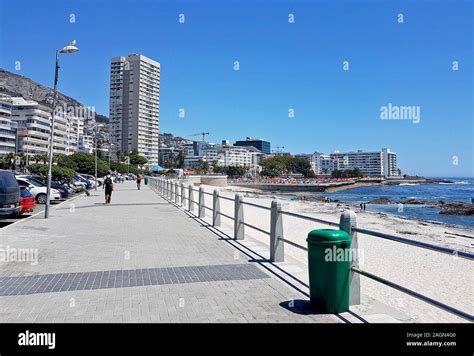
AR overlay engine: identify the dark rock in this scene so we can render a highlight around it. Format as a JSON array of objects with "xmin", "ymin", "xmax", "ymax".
[
  {"xmin": 298, "ymin": 194, "xmax": 326, "ymax": 202},
  {"xmin": 398, "ymin": 198, "xmax": 428, "ymax": 205},
  {"xmin": 369, "ymin": 197, "xmax": 391, "ymax": 204},
  {"xmin": 439, "ymin": 203, "xmax": 474, "ymax": 216}
]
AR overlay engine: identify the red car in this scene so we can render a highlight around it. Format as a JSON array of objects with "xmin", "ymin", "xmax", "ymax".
[{"xmin": 19, "ymin": 187, "xmax": 36, "ymax": 215}]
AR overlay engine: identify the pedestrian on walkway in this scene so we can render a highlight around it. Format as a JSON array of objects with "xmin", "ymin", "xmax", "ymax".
[
  {"xmin": 136, "ymin": 174, "xmax": 142, "ymax": 190},
  {"xmin": 104, "ymin": 175, "xmax": 114, "ymax": 204}
]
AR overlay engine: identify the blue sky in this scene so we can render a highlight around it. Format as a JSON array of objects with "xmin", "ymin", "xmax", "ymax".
[{"xmin": 0, "ymin": 0, "xmax": 472, "ymax": 177}]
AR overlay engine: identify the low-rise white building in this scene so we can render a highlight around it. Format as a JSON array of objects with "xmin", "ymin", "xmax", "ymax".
[
  {"xmin": 79, "ymin": 135, "xmax": 94, "ymax": 153},
  {"xmin": 183, "ymin": 141, "xmax": 264, "ymax": 169},
  {"xmin": 0, "ymin": 98, "xmax": 17, "ymax": 155},
  {"xmin": 0, "ymin": 95, "xmax": 85, "ymax": 159},
  {"xmin": 314, "ymin": 148, "xmax": 401, "ymax": 177}
]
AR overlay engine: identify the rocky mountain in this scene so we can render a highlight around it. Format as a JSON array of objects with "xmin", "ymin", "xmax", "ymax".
[
  {"xmin": 0, "ymin": 68, "xmax": 109, "ymax": 124},
  {"xmin": 159, "ymin": 133, "xmax": 192, "ymax": 149}
]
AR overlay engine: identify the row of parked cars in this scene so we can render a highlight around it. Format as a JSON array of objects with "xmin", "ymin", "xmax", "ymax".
[{"xmin": 0, "ymin": 169, "xmax": 97, "ymax": 219}]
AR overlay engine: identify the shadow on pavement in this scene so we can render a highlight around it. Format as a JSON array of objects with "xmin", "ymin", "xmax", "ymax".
[
  {"xmin": 280, "ymin": 299, "xmax": 328, "ymax": 315},
  {"xmin": 58, "ymin": 202, "xmax": 169, "ymax": 209}
]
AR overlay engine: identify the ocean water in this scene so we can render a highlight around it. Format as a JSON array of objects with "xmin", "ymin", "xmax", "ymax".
[{"xmin": 289, "ymin": 178, "xmax": 474, "ymax": 228}]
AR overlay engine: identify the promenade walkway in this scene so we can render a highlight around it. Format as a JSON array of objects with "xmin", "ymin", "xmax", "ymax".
[{"xmin": 0, "ymin": 181, "xmax": 340, "ymax": 323}]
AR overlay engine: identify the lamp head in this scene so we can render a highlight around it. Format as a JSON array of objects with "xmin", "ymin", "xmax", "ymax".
[{"xmin": 60, "ymin": 40, "xmax": 79, "ymax": 54}]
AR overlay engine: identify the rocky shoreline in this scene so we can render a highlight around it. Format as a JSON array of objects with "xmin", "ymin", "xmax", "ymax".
[
  {"xmin": 294, "ymin": 195, "xmax": 474, "ymax": 216},
  {"xmin": 223, "ymin": 184, "xmax": 474, "ymax": 217}
]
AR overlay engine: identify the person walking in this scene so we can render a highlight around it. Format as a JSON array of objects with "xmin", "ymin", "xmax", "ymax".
[
  {"xmin": 104, "ymin": 175, "xmax": 114, "ymax": 204},
  {"xmin": 136, "ymin": 174, "xmax": 142, "ymax": 190}
]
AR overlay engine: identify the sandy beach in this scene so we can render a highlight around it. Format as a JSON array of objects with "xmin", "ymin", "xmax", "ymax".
[{"xmin": 197, "ymin": 183, "xmax": 474, "ymax": 323}]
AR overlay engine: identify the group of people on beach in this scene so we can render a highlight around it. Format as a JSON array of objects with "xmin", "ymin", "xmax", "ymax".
[
  {"xmin": 360, "ymin": 202, "xmax": 367, "ymax": 211},
  {"xmin": 103, "ymin": 173, "xmax": 143, "ymax": 204}
]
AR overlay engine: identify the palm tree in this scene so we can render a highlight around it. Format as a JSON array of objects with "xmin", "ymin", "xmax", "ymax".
[
  {"xmin": 39, "ymin": 153, "xmax": 48, "ymax": 165},
  {"xmin": 4, "ymin": 153, "xmax": 16, "ymax": 170},
  {"xmin": 175, "ymin": 151, "xmax": 185, "ymax": 169},
  {"xmin": 17, "ymin": 153, "xmax": 26, "ymax": 171},
  {"xmin": 115, "ymin": 150, "xmax": 124, "ymax": 162}
]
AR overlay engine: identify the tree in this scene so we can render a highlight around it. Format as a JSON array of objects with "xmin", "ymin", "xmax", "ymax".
[
  {"xmin": 260, "ymin": 156, "xmax": 314, "ymax": 178},
  {"xmin": 289, "ymin": 157, "xmax": 315, "ymax": 177},
  {"xmin": 331, "ymin": 168, "xmax": 363, "ymax": 178},
  {"xmin": 129, "ymin": 150, "xmax": 148, "ymax": 166},
  {"xmin": 163, "ymin": 155, "xmax": 176, "ymax": 169},
  {"xmin": 197, "ymin": 161, "xmax": 210, "ymax": 174},
  {"xmin": 115, "ymin": 150, "xmax": 125, "ymax": 162},
  {"xmin": 110, "ymin": 161, "xmax": 139, "ymax": 175},
  {"xmin": 0, "ymin": 153, "xmax": 16, "ymax": 170},
  {"xmin": 57, "ymin": 152, "xmax": 109, "ymax": 176},
  {"xmin": 175, "ymin": 150, "xmax": 185, "ymax": 169},
  {"xmin": 225, "ymin": 165, "xmax": 248, "ymax": 177},
  {"xmin": 260, "ymin": 156, "xmax": 289, "ymax": 177},
  {"xmin": 29, "ymin": 164, "xmax": 75, "ymax": 180}
]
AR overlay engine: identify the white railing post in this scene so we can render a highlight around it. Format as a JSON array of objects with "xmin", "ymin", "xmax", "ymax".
[
  {"xmin": 213, "ymin": 189, "xmax": 221, "ymax": 227},
  {"xmin": 270, "ymin": 199, "xmax": 284, "ymax": 262},
  {"xmin": 198, "ymin": 187, "xmax": 205, "ymax": 218},
  {"xmin": 171, "ymin": 180, "xmax": 175, "ymax": 200},
  {"xmin": 234, "ymin": 193, "xmax": 244, "ymax": 240},
  {"xmin": 340, "ymin": 210, "xmax": 360, "ymax": 305},
  {"xmin": 181, "ymin": 183, "xmax": 185, "ymax": 206},
  {"xmin": 188, "ymin": 185, "xmax": 194, "ymax": 212},
  {"xmin": 166, "ymin": 180, "xmax": 170, "ymax": 198},
  {"xmin": 175, "ymin": 182, "xmax": 179, "ymax": 204}
]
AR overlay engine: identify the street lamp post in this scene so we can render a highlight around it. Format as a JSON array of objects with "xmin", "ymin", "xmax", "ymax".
[
  {"xmin": 45, "ymin": 41, "xmax": 79, "ymax": 219},
  {"xmin": 108, "ymin": 143, "xmax": 115, "ymax": 168},
  {"xmin": 26, "ymin": 134, "xmax": 29, "ymax": 168},
  {"xmin": 94, "ymin": 137, "xmax": 98, "ymax": 191}
]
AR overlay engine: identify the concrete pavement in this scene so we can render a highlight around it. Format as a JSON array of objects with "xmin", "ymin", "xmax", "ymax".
[{"xmin": 0, "ymin": 181, "xmax": 341, "ymax": 323}]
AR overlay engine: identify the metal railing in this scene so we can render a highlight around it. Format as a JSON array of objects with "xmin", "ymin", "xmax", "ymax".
[{"xmin": 148, "ymin": 176, "xmax": 474, "ymax": 321}]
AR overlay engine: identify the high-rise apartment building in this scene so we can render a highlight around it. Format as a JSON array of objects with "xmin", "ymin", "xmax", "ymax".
[{"xmin": 109, "ymin": 54, "xmax": 160, "ymax": 166}]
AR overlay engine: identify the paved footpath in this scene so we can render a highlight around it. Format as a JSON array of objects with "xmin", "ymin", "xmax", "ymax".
[{"xmin": 0, "ymin": 181, "xmax": 340, "ymax": 323}]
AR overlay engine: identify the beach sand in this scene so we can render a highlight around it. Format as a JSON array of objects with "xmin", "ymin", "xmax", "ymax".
[{"xmin": 197, "ymin": 184, "xmax": 474, "ymax": 323}]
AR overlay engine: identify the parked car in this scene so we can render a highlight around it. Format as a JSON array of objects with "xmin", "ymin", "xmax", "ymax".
[
  {"xmin": 0, "ymin": 170, "xmax": 21, "ymax": 218},
  {"xmin": 28, "ymin": 175, "xmax": 70, "ymax": 198},
  {"xmin": 16, "ymin": 178, "xmax": 61, "ymax": 204},
  {"xmin": 74, "ymin": 174, "xmax": 93, "ymax": 190},
  {"xmin": 19, "ymin": 187, "xmax": 36, "ymax": 215},
  {"xmin": 80, "ymin": 174, "xmax": 100, "ymax": 187}
]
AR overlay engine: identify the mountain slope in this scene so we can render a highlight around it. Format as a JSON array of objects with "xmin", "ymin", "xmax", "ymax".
[{"xmin": 0, "ymin": 68, "xmax": 108, "ymax": 124}]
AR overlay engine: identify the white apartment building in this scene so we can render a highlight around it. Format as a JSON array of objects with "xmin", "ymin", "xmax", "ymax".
[
  {"xmin": 79, "ymin": 135, "xmax": 94, "ymax": 153},
  {"xmin": 109, "ymin": 54, "xmax": 160, "ymax": 165},
  {"xmin": 0, "ymin": 96, "xmax": 82, "ymax": 159},
  {"xmin": 183, "ymin": 142, "xmax": 219, "ymax": 168},
  {"xmin": 309, "ymin": 152, "xmax": 340, "ymax": 175},
  {"xmin": 183, "ymin": 142, "xmax": 257, "ymax": 169},
  {"xmin": 216, "ymin": 146, "xmax": 252, "ymax": 167},
  {"xmin": 382, "ymin": 148, "xmax": 399, "ymax": 177},
  {"xmin": 328, "ymin": 148, "xmax": 400, "ymax": 177},
  {"xmin": 0, "ymin": 99, "xmax": 17, "ymax": 154}
]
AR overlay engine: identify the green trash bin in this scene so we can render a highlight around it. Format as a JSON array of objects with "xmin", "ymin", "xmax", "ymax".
[
  {"xmin": 306, "ymin": 229, "xmax": 352, "ymax": 313},
  {"xmin": 144, "ymin": 177, "xmax": 148, "ymax": 185}
]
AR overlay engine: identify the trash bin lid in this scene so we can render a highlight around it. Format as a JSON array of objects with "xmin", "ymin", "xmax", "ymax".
[{"xmin": 306, "ymin": 229, "xmax": 351, "ymax": 243}]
